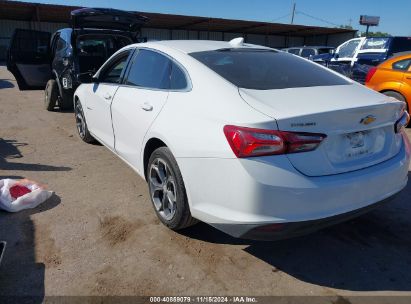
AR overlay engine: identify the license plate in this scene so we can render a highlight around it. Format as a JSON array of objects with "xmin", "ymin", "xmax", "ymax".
[{"xmin": 345, "ymin": 131, "xmax": 370, "ymax": 158}]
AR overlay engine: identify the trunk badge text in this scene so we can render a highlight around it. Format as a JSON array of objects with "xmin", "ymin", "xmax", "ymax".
[{"xmin": 360, "ymin": 115, "xmax": 376, "ymax": 125}]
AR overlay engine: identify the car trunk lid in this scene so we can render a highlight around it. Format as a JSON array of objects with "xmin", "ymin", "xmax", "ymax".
[
  {"xmin": 239, "ymin": 84, "xmax": 405, "ymax": 176},
  {"xmin": 71, "ymin": 8, "xmax": 148, "ymax": 32}
]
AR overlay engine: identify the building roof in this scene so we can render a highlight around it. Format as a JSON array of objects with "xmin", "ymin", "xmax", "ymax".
[{"xmin": 0, "ymin": 0, "xmax": 356, "ymax": 37}]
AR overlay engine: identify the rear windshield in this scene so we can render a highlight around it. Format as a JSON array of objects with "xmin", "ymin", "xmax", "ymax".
[
  {"xmin": 190, "ymin": 49, "xmax": 350, "ymax": 90},
  {"xmin": 361, "ymin": 38, "xmax": 390, "ymax": 50}
]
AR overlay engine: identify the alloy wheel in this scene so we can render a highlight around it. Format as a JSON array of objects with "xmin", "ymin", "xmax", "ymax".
[{"xmin": 149, "ymin": 158, "xmax": 177, "ymax": 221}]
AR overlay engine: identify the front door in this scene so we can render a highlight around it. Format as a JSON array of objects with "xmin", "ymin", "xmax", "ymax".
[
  {"xmin": 85, "ymin": 50, "xmax": 132, "ymax": 149},
  {"xmin": 111, "ymin": 49, "xmax": 171, "ymax": 171},
  {"xmin": 7, "ymin": 29, "xmax": 52, "ymax": 90}
]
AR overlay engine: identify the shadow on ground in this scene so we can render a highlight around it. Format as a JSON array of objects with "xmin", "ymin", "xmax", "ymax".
[
  {"xmin": 182, "ymin": 172, "xmax": 411, "ymax": 292},
  {"xmin": 0, "ymin": 79, "xmax": 14, "ymax": 89},
  {"xmin": 0, "ymin": 138, "xmax": 71, "ymax": 172},
  {"xmin": 0, "ymin": 194, "xmax": 60, "ymax": 301}
]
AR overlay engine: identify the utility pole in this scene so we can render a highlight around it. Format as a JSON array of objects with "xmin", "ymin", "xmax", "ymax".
[{"xmin": 290, "ymin": 2, "xmax": 296, "ymax": 24}]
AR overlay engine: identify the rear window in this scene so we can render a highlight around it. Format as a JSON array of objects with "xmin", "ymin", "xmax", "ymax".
[
  {"xmin": 190, "ymin": 49, "xmax": 350, "ymax": 90},
  {"xmin": 361, "ymin": 38, "xmax": 390, "ymax": 50},
  {"xmin": 392, "ymin": 58, "xmax": 411, "ymax": 71}
]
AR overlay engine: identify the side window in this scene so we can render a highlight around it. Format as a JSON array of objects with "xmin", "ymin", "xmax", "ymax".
[
  {"xmin": 301, "ymin": 48, "xmax": 315, "ymax": 58},
  {"xmin": 170, "ymin": 62, "xmax": 188, "ymax": 90},
  {"xmin": 100, "ymin": 52, "xmax": 130, "ymax": 84},
  {"xmin": 338, "ymin": 40, "xmax": 361, "ymax": 58},
  {"xmin": 125, "ymin": 49, "xmax": 171, "ymax": 89},
  {"xmin": 392, "ymin": 59, "xmax": 411, "ymax": 71}
]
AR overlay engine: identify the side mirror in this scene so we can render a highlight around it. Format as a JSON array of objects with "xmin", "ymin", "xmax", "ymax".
[
  {"xmin": 78, "ymin": 72, "xmax": 96, "ymax": 84},
  {"xmin": 334, "ymin": 53, "xmax": 340, "ymax": 59}
]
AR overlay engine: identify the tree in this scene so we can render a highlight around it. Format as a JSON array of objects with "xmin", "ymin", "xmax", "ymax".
[{"xmin": 358, "ymin": 31, "xmax": 392, "ymax": 37}]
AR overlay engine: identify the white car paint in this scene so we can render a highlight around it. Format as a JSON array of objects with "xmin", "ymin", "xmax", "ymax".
[{"xmin": 74, "ymin": 39, "xmax": 410, "ymax": 239}]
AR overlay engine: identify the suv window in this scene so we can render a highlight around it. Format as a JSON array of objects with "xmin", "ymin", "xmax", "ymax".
[
  {"xmin": 287, "ymin": 48, "xmax": 300, "ymax": 55},
  {"xmin": 301, "ymin": 48, "xmax": 315, "ymax": 58},
  {"xmin": 170, "ymin": 62, "xmax": 188, "ymax": 90},
  {"xmin": 100, "ymin": 52, "xmax": 130, "ymax": 84},
  {"xmin": 125, "ymin": 49, "xmax": 171, "ymax": 89},
  {"xmin": 392, "ymin": 58, "xmax": 411, "ymax": 71},
  {"xmin": 391, "ymin": 38, "xmax": 411, "ymax": 54},
  {"xmin": 190, "ymin": 49, "xmax": 350, "ymax": 90},
  {"xmin": 339, "ymin": 40, "xmax": 361, "ymax": 58}
]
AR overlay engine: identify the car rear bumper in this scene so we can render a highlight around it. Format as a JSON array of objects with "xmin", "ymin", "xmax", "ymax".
[
  {"xmin": 213, "ymin": 193, "xmax": 398, "ymax": 240},
  {"xmin": 177, "ymin": 133, "xmax": 410, "ymax": 239}
]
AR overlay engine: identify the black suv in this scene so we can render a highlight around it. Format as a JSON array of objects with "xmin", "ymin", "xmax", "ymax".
[{"xmin": 7, "ymin": 8, "xmax": 147, "ymax": 110}]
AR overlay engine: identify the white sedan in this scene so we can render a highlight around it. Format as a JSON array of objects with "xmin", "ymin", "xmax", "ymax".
[{"xmin": 74, "ymin": 38, "xmax": 410, "ymax": 240}]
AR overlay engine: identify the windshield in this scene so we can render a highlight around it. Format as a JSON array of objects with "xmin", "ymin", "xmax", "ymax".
[
  {"xmin": 361, "ymin": 38, "xmax": 390, "ymax": 50},
  {"xmin": 190, "ymin": 49, "xmax": 350, "ymax": 90}
]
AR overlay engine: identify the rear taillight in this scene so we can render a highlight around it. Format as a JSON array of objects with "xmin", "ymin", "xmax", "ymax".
[
  {"xmin": 223, "ymin": 125, "xmax": 326, "ymax": 158},
  {"xmin": 395, "ymin": 111, "xmax": 410, "ymax": 133},
  {"xmin": 365, "ymin": 67, "xmax": 377, "ymax": 84}
]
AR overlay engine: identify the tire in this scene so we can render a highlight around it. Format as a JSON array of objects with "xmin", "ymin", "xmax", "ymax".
[
  {"xmin": 147, "ymin": 147, "xmax": 197, "ymax": 230},
  {"xmin": 44, "ymin": 79, "xmax": 58, "ymax": 111},
  {"xmin": 59, "ymin": 89, "xmax": 74, "ymax": 111},
  {"xmin": 74, "ymin": 100, "xmax": 95, "ymax": 143}
]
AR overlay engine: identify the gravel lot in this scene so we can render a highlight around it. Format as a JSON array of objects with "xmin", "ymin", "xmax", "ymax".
[{"xmin": 1, "ymin": 64, "xmax": 411, "ymax": 299}]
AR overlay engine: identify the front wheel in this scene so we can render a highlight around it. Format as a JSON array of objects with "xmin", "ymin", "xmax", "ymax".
[
  {"xmin": 74, "ymin": 101, "xmax": 95, "ymax": 143},
  {"xmin": 147, "ymin": 147, "xmax": 197, "ymax": 230}
]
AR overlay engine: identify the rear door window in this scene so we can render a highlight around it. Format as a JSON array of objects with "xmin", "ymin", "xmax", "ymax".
[
  {"xmin": 125, "ymin": 49, "xmax": 171, "ymax": 89},
  {"xmin": 190, "ymin": 49, "xmax": 350, "ymax": 90}
]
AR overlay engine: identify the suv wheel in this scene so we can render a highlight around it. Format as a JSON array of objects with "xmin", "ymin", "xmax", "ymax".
[
  {"xmin": 147, "ymin": 147, "xmax": 197, "ymax": 230},
  {"xmin": 44, "ymin": 79, "xmax": 58, "ymax": 111}
]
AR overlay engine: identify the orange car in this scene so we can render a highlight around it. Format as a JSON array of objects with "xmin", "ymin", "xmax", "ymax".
[{"xmin": 365, "ymin": 53, "xmax": 411, "ymax": 111}]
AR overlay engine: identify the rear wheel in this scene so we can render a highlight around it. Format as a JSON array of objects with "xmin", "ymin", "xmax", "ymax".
[
  {"xmin": 44, "ymin": 79, "xmax": 58, "ymax": 111},
  {"xmin": 74, "ymin": 101, "xmax": 95, "ymax": 143},
  {"xmin": 147, "ymin": 147, "xmax": 197, "ymax": 230}
]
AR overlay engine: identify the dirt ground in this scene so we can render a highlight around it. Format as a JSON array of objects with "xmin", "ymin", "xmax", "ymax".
[{"xmin": 1, "ymin": 64, "xmax": 411, "ymax": 299}]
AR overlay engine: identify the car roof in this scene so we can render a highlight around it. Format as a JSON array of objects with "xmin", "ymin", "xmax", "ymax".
[{"xmin": 125, "ymin": 39, "xmax": 273, "ymax": 54}]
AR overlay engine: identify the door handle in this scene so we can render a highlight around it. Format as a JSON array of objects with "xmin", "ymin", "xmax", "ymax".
[
  {"xmin": 141, "ymin": 102, "xmax": 153, "ymax": 111},
  {"xmin": 406, "ymin": 76, "xmax": 411, "ymax": 80},
  {"xmin": 103, "ymin": 93, "xmax": 112, "ymax": 100}
]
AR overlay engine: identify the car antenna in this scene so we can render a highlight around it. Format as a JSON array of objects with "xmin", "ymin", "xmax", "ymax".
[{"xmin": 229, "ymin": 37, "xmax": 244, "ymax": 48}]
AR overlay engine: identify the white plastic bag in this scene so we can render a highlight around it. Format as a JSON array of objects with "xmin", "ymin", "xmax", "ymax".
[{"xmin": 0, "ymin": 179, "xmax": 53, "ymax": 212}]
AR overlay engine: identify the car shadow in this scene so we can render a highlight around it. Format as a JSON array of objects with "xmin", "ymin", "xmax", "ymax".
[
  {"xmin": 0, "ymin": 193, "xmax": 61, "ymax": 301},
  {"xmin": 0, "ymin": 138, "xmax": 71, "ymax": 172},
  {"xmin": 181, "ymin": 171, "xmax": 411, "ymax": 292},
  {"xmin": 0, "ymin": 79, "xmax": 14, "ymax": 89}
]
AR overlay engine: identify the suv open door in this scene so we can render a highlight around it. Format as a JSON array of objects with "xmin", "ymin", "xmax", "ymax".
[
  {"xmin": 71, "ymin": 8, "xmax": 148, "ymax": 33},
  {"xmin": 7, "ymin": 29, "xmax": 52, "ymax": 90}
]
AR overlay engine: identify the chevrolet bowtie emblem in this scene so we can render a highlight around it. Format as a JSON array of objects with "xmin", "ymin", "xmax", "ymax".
[{"xmin": 360, "ymin": 115, "xmax": 376, "ymax": 125}]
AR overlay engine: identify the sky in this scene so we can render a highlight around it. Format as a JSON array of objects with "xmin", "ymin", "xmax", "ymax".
[{"xmin": 14, "ymin": 0, "xmax": 411, "ymax": 36}]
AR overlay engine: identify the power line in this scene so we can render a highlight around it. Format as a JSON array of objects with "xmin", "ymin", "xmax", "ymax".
[
  {"xmin": 270, "ymin": 13, "xmax": 292, "ymax": 23},
  {"xmin": 295, "ymin": 10, "xmax": 341, "ymax": 27}
]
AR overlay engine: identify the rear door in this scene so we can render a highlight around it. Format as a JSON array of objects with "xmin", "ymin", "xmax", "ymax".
[
  {"xmin": 111, "ymin": 49, "xmax": 171, "ymax": 171},
  {"xmin": 7, "ymin": 29, "xmax": 52, "ymax": 90}
]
